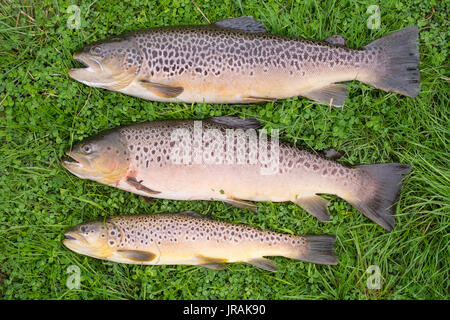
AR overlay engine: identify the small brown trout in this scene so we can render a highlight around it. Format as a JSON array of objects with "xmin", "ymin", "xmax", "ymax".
[
  {"xmin": 63, "ymin": 212, "xmax": 338, "ymax": 270},
  {"xmin": 68, "ymin": 16, "xmax": 420, "ymax": 107},
  {"xmin": 62, "ymin": 116, "xmax": 411, "ymax": 231}
]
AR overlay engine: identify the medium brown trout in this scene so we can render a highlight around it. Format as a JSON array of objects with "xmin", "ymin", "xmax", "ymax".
[
  {"xmin": 62, "ymin": 117, "xmax": 411, "ymax": 231},
  {"xmin": 68, "ymin": 16, "xmax": 420, "ymax": 107},
  {"xmin": 63, "ymin": 212, "xmax": 338, "ymax": 270}
]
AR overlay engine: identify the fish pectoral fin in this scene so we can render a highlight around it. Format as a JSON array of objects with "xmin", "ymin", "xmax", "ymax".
[
  {"xmin": 302, "ymin": 84, "xmax": 348, "ymax": 107},
  {"xmin": 208, "ymin": 116, "xmax": 261, "ymax": 129},
  {"xmin": 223, "ymin": 198, "xmax": 258, "ymax": 213},
  {"xmin": 246, "ymin": 258, "xmax": 278, "ymax": 272},
  {"xmin": 243, "ymin": 96, "xmax": 277, "ymax": 103},
  {"xmin": 213, "ymin": 16, "xmax": 267, "ymax": 33},
  {"xmin": 126, "ymin": 177, "xmax": 161, "ymax": 195},
  {"xmin": 138, "ymin": 80, "xmax": 184, "ymax": 98},
  {"xmin": 117, "ymin": 250, "xmax": 156, "ymax": 262},
  {"xmin": 179, "ymin": 211, "xmax": 213, "ymax": 220},
  {"xmin": 324, "ymin": 35, "xmax": 347, "ymax": 46},
  {"xmin": 295, "ymin": 195, "xmax": 330, "ymax": 221}
]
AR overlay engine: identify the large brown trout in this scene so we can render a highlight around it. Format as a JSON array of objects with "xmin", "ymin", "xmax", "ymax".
[
  {"xmin": 68, "ymin": 16, "xmax": 420, "ymax": 107},
  {"xmin": 62, "ymin": 117, "xmax": 411, "ymax": 231},
  {"xmin": 63, "ymin": 212, "xmax": 338, "ymax": 270}
]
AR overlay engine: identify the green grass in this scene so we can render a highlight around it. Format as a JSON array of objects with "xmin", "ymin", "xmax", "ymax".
[{"xmin": 0, "ymin": 0, "xmax": 448, "ymax": 299}]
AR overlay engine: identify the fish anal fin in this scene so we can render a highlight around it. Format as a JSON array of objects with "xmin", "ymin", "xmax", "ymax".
[
  {"xmin": 139, "ymin": 80, "xmax": 184, "ymax": 98},
  {"xmin": 295, "ymin": 195, "xmax": 330, "ymax": 221},
  {"xmin": 247, "ymin": 258, "xmax": 278, "ymax": 272},
  {"xmin": 126, "ymin": 177, "xmax": 161, "ymax": 195},
  {"xmin": 302, "ymin": 84, "xmax": 348, "ymax": 107},
  {"xmin": 213, "ymin": 16, "xmax": 267, "ymax": 33},
  {"xmin": 197, "ymin": 255, "xmax": 227, "ymax": 270},
  {"xmin": 117, "ymin": 250, "xmax": 156, "ymax": 262},
  {"xmin": 325, "ymin": 35, "xmax": 347, "ymax": 46},
  {"xmin": 224, "ymin": 198, "xmax": 258, "ymax": 213}
]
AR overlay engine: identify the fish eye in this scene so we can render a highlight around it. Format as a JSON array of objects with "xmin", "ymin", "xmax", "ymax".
[
  {"xmin": 81, "ymin": 144, "xmax": 92, "ymax": 154},
  {"xmin": 80, "ymin": 226, "xmax": 86, "ymax": 232},
  {"xmin": 90, "ymin": 46, "xmax": 102, "ymax": 55}
]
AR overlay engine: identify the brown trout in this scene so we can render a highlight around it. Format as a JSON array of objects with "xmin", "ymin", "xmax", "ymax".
[
  {"xmin": 68, "ymin": 16, "xmax": 420, "ymax": 107},
  {"xmin": 62, "ymin": 116, "xmax": 411, "ymax": 231},
  {"xmin": 63, "ymin": 212, "xmax": 338, "ymax": 270}
]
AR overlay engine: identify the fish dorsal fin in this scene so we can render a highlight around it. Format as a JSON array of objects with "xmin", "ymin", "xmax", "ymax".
[
  {"xmin": 213, "ymin": 16, "xmax": 267, "ymax": 33},
  {"xmin": 325, "ymin": 35, "xmax": 347, "ymax": 46},
  {"xmin": 295, "ymin": 195, "xmax": 330, "ymax": 221},
  {"xmin": 138, "ymin": 80, "xmax": 184, "ymax": 98},
  {"xmin": 117, "ymin": 250, "xmax": 156, "ymax": 262},
  {"xmin": 302, "ymin": 83, "xmax": 348, "ymax": 107},
  {"xmin": 247, "ymin": 258, "xmax": 278, "ymax": 272},
  {"xmin": 208, "ymin": 116, "xmax": 261, "ymax": 129},
  {"xmin": 179, "ymin": 211, "xmax": 211, "ymax": 219}
]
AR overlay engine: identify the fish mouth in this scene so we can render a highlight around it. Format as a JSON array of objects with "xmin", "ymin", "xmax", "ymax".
[
  {"xmin": 68, "ymin": 52, "xmax": 106, "ymax": 84},
  {"xmin": 62, "ymin": 231, "xmax": 85, "ymax": 250},
  {"xmin": 61, "ymin": 151, "xmax": 92, "ymax": 179}
]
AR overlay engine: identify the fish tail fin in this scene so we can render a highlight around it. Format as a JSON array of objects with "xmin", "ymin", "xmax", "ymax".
[
  {"xmin": 360, "ymin": 26, "xmax": 420, "ymax": 97},
  {"xmin": 347, "ymin": 163, "xmax": 412, "ymax": 231},
  {"xmin": 295, "ymin": 235, "xmax": 338, "ymax": 265}
]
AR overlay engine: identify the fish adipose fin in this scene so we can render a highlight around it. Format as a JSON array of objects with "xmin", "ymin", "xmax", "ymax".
[
  {"xmin": 295, "ymin": 195, "xmax": 330, "ymax": 221},
  {"xmin": 302, "ymin": 83, "xmax": 348, "ymax": 107},
  {"xmin": 139, "ymin": 80, "xmax": 184, "ymax": 98},
  {"xmin": 246, "ymin": 258, "xmax": 278, "ymax": 272},
  {"xmin": 325, "ymin": 35, "xmax": 347, "ymax": 46},
  {"xmin": 117, "ymin": 250, "xmax": 156, "ymax": 262},
  {"xmin": 223, "ymin": 198, "xmax": 258, "ymax": 213},
  {"xmin": 348, "ymin": 163, "xmax": 412, "ymax": 231},
  {"xmin": 126, "ymin": 177, "xmax": 161, "ymax": 195},
  {"xmin": 213, "ymin": 16, "xmax": 267, "ymax": 33},
  {"xmin": 361, "ymin": 26, "xmax": 420, "ymax": 97},
  {"xmin": 208, "ymin": 116, "xmax": 261, "ymax": 129},
  {"xmin": 298, "ymin": 235, "xmax": 338, "ymax": 265}
]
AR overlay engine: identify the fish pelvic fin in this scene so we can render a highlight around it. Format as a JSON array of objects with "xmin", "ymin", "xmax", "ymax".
[
  {"xmin": 223, "ymin": 198, "xmax": 258, "ymax": 213},
  {"xmin": 246, "ymin": 258, "xmax": 278, "ymax": 272},
  {"xmin": 296, "ymin": 235, "xmax": 338, "ymax": 265},
  {"xmin": 361, "ymin": 26, "xmax": 420, "ymax": 97},
  {"xmin": 294, "ymin": 195, "xmax": 330, "ymax": 221},
  {"xmin": 197, "ymin": 255, "xmax": 227, "ymax": 270},
  {"xmin": 301, "ymin": 83, "xmax": 348, "ymax": 107},
  {"xmin": 138, "ymin": 80, "xmax": 184, "ymax": 98},
  {"xmin": 348, "ymin": 163, "xmax": 412, "ymax": 231}
]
